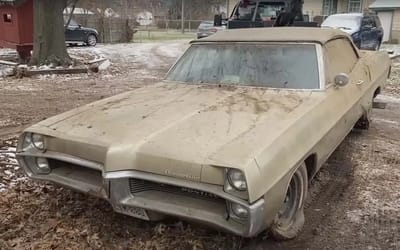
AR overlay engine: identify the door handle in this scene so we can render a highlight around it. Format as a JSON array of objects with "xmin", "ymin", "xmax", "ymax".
[{"xmin": 356, "ymin": 80, "xmax": 364, "ymax": 85}]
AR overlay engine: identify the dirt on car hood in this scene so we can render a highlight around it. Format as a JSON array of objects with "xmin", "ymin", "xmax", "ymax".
[{"xmin": 28, "ymin": 82, "xmax": 325, "ymax": 184}]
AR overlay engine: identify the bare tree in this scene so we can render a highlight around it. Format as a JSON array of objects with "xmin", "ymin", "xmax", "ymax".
[
  {"xmin": 30, "ymin": 0, "xmax": 71, "ymax": 66},
  {"xmin": 64, "ymin": 0, "xmax": 79, "ymax": 29}
]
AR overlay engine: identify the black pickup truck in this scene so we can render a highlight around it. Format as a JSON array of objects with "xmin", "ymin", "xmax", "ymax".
[{"xmin": 216, "ymin": 0, "xmax": 318, "ymax": 29}]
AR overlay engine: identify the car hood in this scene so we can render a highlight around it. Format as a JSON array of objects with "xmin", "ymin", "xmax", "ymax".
[
  {"xmin": 80, "ymin": 27, "xmax": 98, "ymax": 34},
  {"xmin": 28, "ymin": 82, "xmax": 325, "ymax": 184},
  {"xmin": 322, "ymin": 26, "xmax": 358, "ymax": 35}
]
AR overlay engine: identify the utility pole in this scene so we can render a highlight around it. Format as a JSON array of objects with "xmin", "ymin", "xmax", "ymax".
[
  {"xmin": 227, "ymin": 0, "xmax": 229, "ymax": 18},
  {"xmin": 181, "ymin": 0, "xmax": 185, "ymax": 34}
]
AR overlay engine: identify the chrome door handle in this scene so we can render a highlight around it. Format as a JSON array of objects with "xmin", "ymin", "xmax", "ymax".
[{"xmin": 356, "ymin": 80, "xmax": 364, "ymax": 85}]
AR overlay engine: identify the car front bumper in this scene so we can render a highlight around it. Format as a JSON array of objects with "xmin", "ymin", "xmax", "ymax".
[{"xmin": 17, "ymin": 150, "xmax": 267, "ymax": 237}]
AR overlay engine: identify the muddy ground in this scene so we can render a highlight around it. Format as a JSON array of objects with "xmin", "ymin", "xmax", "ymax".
[{"xmin": 0, "ymin": 43, "xmax": 399, "ymax": 250}]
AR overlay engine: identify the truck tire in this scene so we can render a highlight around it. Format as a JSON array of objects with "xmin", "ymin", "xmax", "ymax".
[{"xmin": 270, "ymin": 163, "xmax": 308, "ymax": 240}]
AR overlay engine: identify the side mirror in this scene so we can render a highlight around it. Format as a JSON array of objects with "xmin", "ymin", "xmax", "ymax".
[
  {"xmin": 214, "ymin": 14, "xmax": 222, "ymax": 27},
  {"xmin": 334, "ymin": 73, "xmax": 349, "ymax": 87},
  {"xmin": 78, "ymin": 24, "xmax": 82, "ymax": 28}
]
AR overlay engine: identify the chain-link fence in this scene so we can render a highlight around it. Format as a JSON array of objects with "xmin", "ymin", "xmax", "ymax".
[{"xmin": 72, "ymin": 15, "xmax": 204, "ymax": 43}]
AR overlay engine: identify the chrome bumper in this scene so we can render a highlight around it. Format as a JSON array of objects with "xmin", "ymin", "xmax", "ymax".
[
  {"xmin": 17, "ymin": 151, "xmax": 266, "ymax": 237},
  {"xmin": 106, "ymin": 171, "xmax": 266, "ymax": 237}
]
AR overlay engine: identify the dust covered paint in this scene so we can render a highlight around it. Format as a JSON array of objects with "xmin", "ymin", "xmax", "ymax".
[{"xmin": 16, "ymin": 28, "xmax": 391, "ymax": 238}]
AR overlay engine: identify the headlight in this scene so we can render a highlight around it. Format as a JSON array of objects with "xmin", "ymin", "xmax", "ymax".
[
  {"xmin": 31, "ymin": 134, "xmax": 45, "ymax": 150},
  {"xmin": 227, "ymin": 169, "xmax": 247, "ymax": 191},
  {"xmin": 230, "ymin": 202, "xmax": 249, "ymax": 219},
  {"xmin": 36, "ymin": 157, "xmax": 51, "ymax": 174}
]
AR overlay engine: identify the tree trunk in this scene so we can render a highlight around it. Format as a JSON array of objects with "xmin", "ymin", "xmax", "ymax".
[{"xmin": 30, "ymin": 0, "xmax": 72, "ymax": 66}]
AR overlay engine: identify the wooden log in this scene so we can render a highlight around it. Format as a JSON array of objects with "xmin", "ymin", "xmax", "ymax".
[
  {"xmin": 373, "ymin": 101, "xmax": 387, "ymax": 110},
  {"xmin": 0, "ymin": 60, "xmax": 18, "ymax": 66},
  {"xmin": 17, "ymin": 67, "xmax": 89, "ymax": 77},
  {"xmin": 87, "ymin": 58, "xmax": 108, "ymax": 65}
]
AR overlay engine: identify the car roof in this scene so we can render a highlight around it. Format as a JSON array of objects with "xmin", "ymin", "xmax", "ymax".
[
  {"xmin": 328, "ymin": 13, "xmax": 364, "ymax": 18},
  {"xmin": 191, "ymin": 27, "xmax": 350, "ymax": 45}
]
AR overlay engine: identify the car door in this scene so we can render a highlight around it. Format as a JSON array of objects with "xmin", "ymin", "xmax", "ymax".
[
  {"xmin": 319, "ymin": 38, "xmax": 371, "ymax": 162},
  {"xmin": 373, "ymin": 16, "xmax": 384, "ymax": 43},
  {"xmin": 68, "ymin": 25, "xmax": 86, "ymax": 42}
]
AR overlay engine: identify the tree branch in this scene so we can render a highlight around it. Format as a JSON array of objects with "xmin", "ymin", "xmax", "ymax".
[{"xmin": 64, "ymin": 0, "xmax": 79, "ymax": 30}]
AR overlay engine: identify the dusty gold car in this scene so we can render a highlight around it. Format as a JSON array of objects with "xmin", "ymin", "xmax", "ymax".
[{"xmin": 17, "ymin": 28, "xmax": 391, "ymax": 240}]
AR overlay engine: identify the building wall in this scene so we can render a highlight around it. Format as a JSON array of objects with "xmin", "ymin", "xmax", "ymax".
[
  {"xmin": 304, "ymin": 0, "xmax": 376, "ymax": 15},
  {"xmin": 0, "ymin": 6, "xmax": 20, "ymax": 47},
  {"xmin": 362, "ymin": 0, "xmax": 375, "ymax": 11},
  {"xmin": 337, "ymin": 0, "xmax": 349, "ymax": 13},
  {"xmin": 391, "ymin": 10, "xmax": 400, "ymax": 43},
  {"xmin": 303, "ymin": 0, "xmax": 323, "ymax": 18}
]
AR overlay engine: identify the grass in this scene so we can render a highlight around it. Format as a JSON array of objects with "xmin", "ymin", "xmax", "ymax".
[{"xmin": 133, "ymin": 29, "xmax": 196, "ymax": 42}]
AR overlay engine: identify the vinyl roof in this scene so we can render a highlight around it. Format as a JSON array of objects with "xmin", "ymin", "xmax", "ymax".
[{"xmin": 192, "ymin": 27, "xmax": 350, "ymax": 45}]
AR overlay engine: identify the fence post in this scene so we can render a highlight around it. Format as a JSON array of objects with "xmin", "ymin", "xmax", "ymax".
[{"xmin": 181, "ymin": 0, "xmax": 185, "ymax": 34}]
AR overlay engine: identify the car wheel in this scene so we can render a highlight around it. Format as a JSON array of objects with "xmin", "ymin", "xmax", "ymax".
[
  {"xmin": 270, "ymin": 163, "xmax": 308, "ymax": 241},
  {"xmin": 86, "ymin": 34, "xmax": 97, "ymax": 46},
  {"xmin": 355, "ymin": 114, "xmax": 370, "ymax": 130}
]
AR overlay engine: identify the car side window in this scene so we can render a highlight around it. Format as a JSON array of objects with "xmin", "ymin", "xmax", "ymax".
[
  {"xmin": 361, "ymin": 16, "xmax": 374, "ymax": 28},
  {"xmin": 324, "ymin": 39, "xmax": 358, "ymax": 84}
]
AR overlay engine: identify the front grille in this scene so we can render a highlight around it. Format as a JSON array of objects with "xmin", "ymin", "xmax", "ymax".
[{"xmin": 129, "ymin": 178, "xmax": 224, "ymax": 203}]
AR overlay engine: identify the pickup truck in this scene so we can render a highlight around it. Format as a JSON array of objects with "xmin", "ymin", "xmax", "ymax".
[{"xmin": 215, "ymin": 0, "xmax": 317, "ymax": 29}]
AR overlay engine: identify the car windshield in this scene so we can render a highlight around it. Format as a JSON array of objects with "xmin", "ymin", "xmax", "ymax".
[
  {"xmin": 166, "ymin": 43, "xmax": 320, "ymax": 89},
  {"xmin": 199, "ymin": 21, "xmax": 214, "ymax": 29},
  {"xmin": 322, "ymin": 15, "xmax": 361, "ymax": 30},
  {"xmin": 233, "ymin": 1, "xmax": 285, "ymax": 20},
  {"xmin": 63, "ymin": 17, "xmax": 79, "ymax": 26}
]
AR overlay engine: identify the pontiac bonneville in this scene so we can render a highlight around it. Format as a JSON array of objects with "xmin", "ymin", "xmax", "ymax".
[{"xmin": 17, "ymin": 28, "xmax": 391, "ymax": 240}]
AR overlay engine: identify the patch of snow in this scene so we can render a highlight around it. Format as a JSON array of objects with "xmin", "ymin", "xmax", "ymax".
[
  {"xmin": 0, "ymin": 66, "xmax": 15, "ymax": 78},
  {"xmin": 64, "ymin": 7, "xmax": 94, "ymax": 15},
  {"xmin": 0, "ymin": 183, "xmax": 6, "ymax": 192},
  {"xmin": 98, "ymin": 59, "xmax": 111, "ymax": 71},
  {"xmin": 376, "ymin": 95, "xmax": 400, "ymax": 104},
  {"xmin": 373, "ymin": 118, "xmax": 399, "ymax": 125},
  {"xmin": 381, "ymin": 44, "xmax": 400, "ymax": 57}
]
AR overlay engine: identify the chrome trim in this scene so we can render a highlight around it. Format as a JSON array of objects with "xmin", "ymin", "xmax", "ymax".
[
  {"xmin": 17, "ymin": 151, "xmax": 103, "ymax": 172},
  {"xmin": 316, "ymin": 44, "xmax": 326, "ymax": 90},
  {"xmin": 109, "ymin": 177, "xmax": 266, "ymax": 237},
  {"xmin": 17, "ymin": 156, "xmax": 108, "ymax": 200},
  {"xmin": 17, "ymin": 141, "xmax": 267, "ymax": 237},
  {"xmin": 105, "ymin": 170, "xmax": 248, "ymax": 206},
  {"xmin": 224, "ymin": 168, "xmax": 249, "ymax": 200}
]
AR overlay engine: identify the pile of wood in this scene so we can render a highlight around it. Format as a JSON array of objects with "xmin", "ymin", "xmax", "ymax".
[{"xmin": 0, "ymin": 58, "xmax": 105, "ymax": 78}]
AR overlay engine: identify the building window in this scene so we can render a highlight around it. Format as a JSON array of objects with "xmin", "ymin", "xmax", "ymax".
[
  {"xmin": 3, "ymin": 13, "xmax": 12, "ymax": 23},
  {"xmin": 348, "ymin": 0, "xmax": 362, "ymax": 13},
  {"xmin": 322, "ymin": 0, "xmax": 338, "ymax": 16}
]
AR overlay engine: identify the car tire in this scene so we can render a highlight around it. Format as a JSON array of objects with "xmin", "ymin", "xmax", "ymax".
[
  {"xmin": 86, "ymin": 34, "xmax": 97, "ymax": 47},
  {"xmin": 270, "ymin": 163, "xmax": 308, "ymax": 241},
  {"xmin": 355, "ymin": 114, "xmax": 370, "ymax": 130}
]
